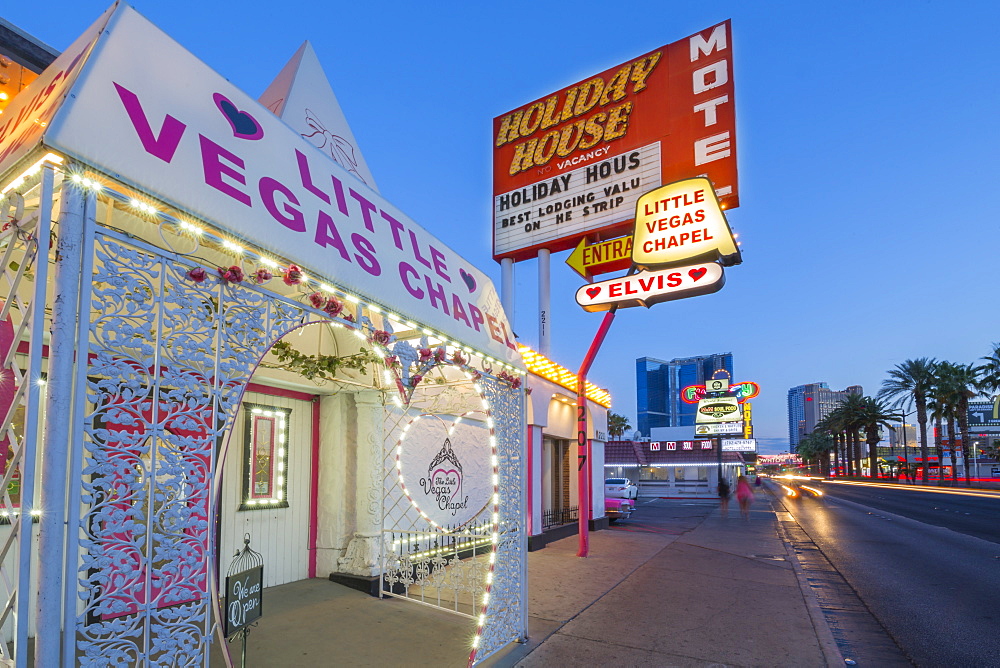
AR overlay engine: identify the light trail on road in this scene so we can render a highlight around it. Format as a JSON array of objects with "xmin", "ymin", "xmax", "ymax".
[{"xmin": 822, "ymin": 479, "xmax": 1000, "ymax": 499}]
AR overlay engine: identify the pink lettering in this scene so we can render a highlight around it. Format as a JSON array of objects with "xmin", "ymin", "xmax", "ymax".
[
  {"xmin": 313, "ymin": 211, "xmax": 350, "ymax": 260},
  {"xmin": 424, "ymin": 275, "xmax": 449, "ymax": 314},
  {"xmin": 430, "ymin": 247, "xmax": 450, "ymax": 282},
  {"xmin": 409, "ymin": 230, "xmax": 432, "ymax": 270},
  {"xmin": 399, "ymin": 262, "xmax": 423, "ymax": 299},
  {"xmin": 451, "ymin": 296, "xmax": 471, "ymax": 327},
  {"xmin": 351, "ymin": 233, "xmax": 381, "ymax": 277},
  {"xmin": 485, "ymin": 314, "xmax": 504, "ymax": 345},
  {"xmin": 381, "ymin": 211, "xmax": 406, "ymax": 250},
  {"xmin": 468, "ymin": 304, "xmax": 485, "ymax": 332},
  {"xmin": 349, "ymin": 189, "xmax": 377, "ymax": 233},
  {"xmin": 295, "ymin": 149, "xmax": 330, "ymax": 204},
  {"xmin": 114, "ymin": 83, "xmax": 187, "ymax": 163},
  {"xmin": 259, "ymin": 177, "xmax": 304, "ymax": 232},
  {"xmin": 199, "ymin": 135, "xmax": 250, "ymax": 206}
]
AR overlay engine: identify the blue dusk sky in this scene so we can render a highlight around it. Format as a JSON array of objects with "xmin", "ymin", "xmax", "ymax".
[{"xmin": 6, "ymin": 1, "xmax": 999, "ymax": 454}]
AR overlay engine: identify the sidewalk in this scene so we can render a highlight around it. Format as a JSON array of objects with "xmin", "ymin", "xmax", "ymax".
[
  {"xmin": 487, "ymin": 489, "xmax": 841, "ymax": 667},
  {"xmin": 215, "ymin": 487, "xmax": 842, "ymax": 666}
]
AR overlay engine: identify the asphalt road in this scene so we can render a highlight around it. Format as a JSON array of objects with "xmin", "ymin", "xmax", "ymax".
[{"xmin": 775, "ymin": 479, "xmax": 1000, "ymax": 667}]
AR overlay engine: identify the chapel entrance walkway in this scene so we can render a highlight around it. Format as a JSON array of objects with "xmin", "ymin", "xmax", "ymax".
[{"xmin": 208, "ymin": 579, "xmax": 471, "ymax": 667}]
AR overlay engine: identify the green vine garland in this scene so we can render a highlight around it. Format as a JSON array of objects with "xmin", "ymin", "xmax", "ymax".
[{"xmin": 268, "ymin": 340, "xmax": 383, "ymax": 382}]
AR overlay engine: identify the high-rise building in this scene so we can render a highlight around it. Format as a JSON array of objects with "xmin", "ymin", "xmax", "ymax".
[
  {"xmin": 787, "ymin": 382, "xmax": 863, "ymax": 449},
  {"xmin": 636, "ymin": 353, "xmax": 734, "ymax": 435}
]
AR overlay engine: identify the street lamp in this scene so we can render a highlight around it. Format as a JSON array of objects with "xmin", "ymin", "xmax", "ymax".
[{"xmin": 893, "ymin": 408, "xmax": 919, "ymax": 480}]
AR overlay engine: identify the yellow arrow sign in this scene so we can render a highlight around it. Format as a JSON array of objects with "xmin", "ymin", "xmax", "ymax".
[{"xmin": 566, "ymin": 235, "xmax": 633, "ymax": 279}]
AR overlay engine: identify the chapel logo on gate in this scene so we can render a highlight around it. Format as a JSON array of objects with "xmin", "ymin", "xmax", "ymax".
[{"xmin": 419, "ymin": 437, "xmax": 468, "ymax": 517}]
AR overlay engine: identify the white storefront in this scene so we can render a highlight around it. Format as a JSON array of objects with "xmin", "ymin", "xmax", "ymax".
[
  {"xmin": 0, "ymin": 5, "xmax": 526, "ymax": 666},
  {"xmin": 519, "ymin": 346, "xmax": 609, "ymax": 548}
]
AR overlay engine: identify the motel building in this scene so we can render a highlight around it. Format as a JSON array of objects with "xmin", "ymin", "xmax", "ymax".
[
  {"xmin": 0, "ymin": 6, "xmax": 537, "ymax": 666},
  {"xmin": 605, "ymin": 439, "xmax": 747, "ymax": 497},
  {"xmin": 518, "ymin": 346, "xmax": 610, "ymax": 550}
]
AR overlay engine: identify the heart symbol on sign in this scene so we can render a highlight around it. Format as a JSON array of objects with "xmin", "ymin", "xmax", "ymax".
[
  {"xmin": 688, "ymin": 267, "xmax": 707, "ymax": 281},
  {"xmin": 586, "ymin": 286, "xmax": 601, "ymax": 298},
  {"xmin": 213, "ymin": 93, "xmax": 264, "ymax": 140},
  {"xmin": 432, "ymin": 467, "xmax": 463, "ymax": 499},
  {"xmin": 459, "ymin": 268, "xmax": 477, "ymax": 293}
]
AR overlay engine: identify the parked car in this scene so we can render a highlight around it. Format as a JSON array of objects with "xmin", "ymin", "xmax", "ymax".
[
  {"xmin": 605, "ymin": 497, "xmax": 634, "ymax": 522},
  {"xmin": 604, "ymin": 477, "xmax": 638, "ymax": 500}
]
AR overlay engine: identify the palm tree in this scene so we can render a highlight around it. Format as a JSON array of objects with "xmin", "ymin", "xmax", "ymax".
[
  {"xmin": 879, "ymin": 358, "xmax": 937, "ymax": 483},
  {"xmin": 950, "ymin": 363, "xmax": 979, "ymax": 485},
  {"xmin": 977, "ymin": 343, "xmax": 1000, "ymax": 395},
  {"xmin": 814, "ymin": 415, "xmax": 839, "ymax": 476},
  {"xmin": 838, "ymin": 393, "xmax": 867, "ymax": 477},
  {"xmin": 797, "ymin": 431, "xmax": 834, "ymax": 476},
  {"xmin": 933, "ymin": 362, "xmax": 980, "ymax": 485},
  {"xmin": 930, "ymin": 362, "xmax": 959, "ymax": 484},
  {"xmin": 821, "ymin": 407, "xmax": 850, "ymax": 476},
  {"xmin": 608, "ymin": 412, "xmax": 631, "ymax": 440},
  {"xmin": 857, "ymin": 396, "xmax": 899, "ymax": 479}
]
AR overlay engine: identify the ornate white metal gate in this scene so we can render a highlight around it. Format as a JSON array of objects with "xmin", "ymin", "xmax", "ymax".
[{"xmin": 0, "ymin": 169, "xmax": 526, "ymax": 666}]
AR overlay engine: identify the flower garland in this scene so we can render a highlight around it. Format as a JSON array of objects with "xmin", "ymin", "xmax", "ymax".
[{"xmin": 267, "ymin": 340, "xmax": 383, "ymax": 382}]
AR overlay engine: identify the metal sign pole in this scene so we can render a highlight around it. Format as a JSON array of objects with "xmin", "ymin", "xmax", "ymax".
[{"xmin": 576, "ymin": 308, "xmax": 618, "ymax": 558}]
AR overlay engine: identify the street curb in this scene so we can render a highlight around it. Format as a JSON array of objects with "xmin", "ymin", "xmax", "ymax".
[{"xmin": 768, "ymin": 488, "xmax": 845, "ymax": 668}]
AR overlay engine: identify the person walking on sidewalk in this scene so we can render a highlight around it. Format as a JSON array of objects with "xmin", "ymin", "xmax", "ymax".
[
  {"xmin": 717, "ymin": 477, "xmax": 731, "ymax": 518},
  {"xmin": 735, "ymin": 475, "xmax": 754, "ymax": 520}
]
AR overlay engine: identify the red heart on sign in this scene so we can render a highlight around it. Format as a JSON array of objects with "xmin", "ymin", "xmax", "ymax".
[
  {"xmin": 688, "ymin": 267, "xmax": 707, "ymax": 281},
  {"xmin": 586, "ymin": 286, "xmax": 601, "ymax": 298}
]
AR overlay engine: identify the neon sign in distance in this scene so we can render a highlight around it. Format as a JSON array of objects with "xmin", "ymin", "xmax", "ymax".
[
  {"xmin": 681, "ymin": 381, "xmax": 760, "ymax": 404},
  {"xmin": 694, "ymin": 397, "xmax": 741, "ymax": 424},
  {"xmin": 632, "ymin": 177, "xmax": 740, "ymax": 269}
]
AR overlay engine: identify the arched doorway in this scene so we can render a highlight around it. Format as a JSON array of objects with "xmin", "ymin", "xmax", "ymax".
[{"xmin": 50, "ymin": 189, "xmax": 527, "ymax": 665}]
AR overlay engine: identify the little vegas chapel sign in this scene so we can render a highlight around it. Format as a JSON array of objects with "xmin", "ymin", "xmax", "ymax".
[{"xmin": 574, "ymin": 177, "xmax": 741, "ymax": 312}]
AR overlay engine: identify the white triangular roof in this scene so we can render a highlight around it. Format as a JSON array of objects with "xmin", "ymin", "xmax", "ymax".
[
  {"xmin": 0, "ymin": 3, "xmax": 519, "ymax": 367},
  {"xmin": 259, "ymin": 41, "xmax": 378, "ymax": 191}
]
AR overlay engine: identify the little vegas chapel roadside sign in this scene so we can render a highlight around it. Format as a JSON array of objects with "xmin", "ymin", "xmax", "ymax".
[{"xmin": 575, "ymin": 177, "xmax": 741, "ymax": 312}]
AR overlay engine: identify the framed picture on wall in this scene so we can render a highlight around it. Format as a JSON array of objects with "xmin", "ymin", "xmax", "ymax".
[{"xmin": 239, "ymin": 403, "xmax": 291, "ymax": 511}]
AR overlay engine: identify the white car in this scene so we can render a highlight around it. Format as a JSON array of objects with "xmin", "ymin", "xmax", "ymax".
[{"xmin": 604, "ymin": 478, "xmax": 638, "ymax": 500}]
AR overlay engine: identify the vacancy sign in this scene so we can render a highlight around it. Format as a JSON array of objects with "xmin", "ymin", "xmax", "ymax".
[
  {"xmin": 632, "ymin": 177, "xmax": 740, "ymax": 269},
  {"xmin": 574, "ymin": 262, "xmax": 723, "ymax": 312}
]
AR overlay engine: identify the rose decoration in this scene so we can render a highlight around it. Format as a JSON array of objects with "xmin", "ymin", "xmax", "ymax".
[
  {"xmin": 418, "ymin": 348, "xmax": 433, "ymax": 362},
  {"xmin": 323, "ymin": 296, "xmax": 343, "ymax": 317},
  {"xmin": 218, "ymin": 265, "xmax": 244, "ymax": 283},
  {"xmin": 343, "ymin": 313, "xmax": 355, "ymax": 323},
  {"xmin": 434, "ymin": 347, "xmax": 447, "ymax": 363},
  {"xmin": 283, "ymin": 264, "xmax": 303, "ymax": 285},
  {"xmin": 308, "ymin": 292, "xmax": 326, "ymax": 309},
  {"xmin": 252, "ymin": 268, "xmax": 273, "ymax": 284},
  {"xmin": 371, "ymin": 330, "xmax": 391, "ymax": 347},
  {"xmin": 410, "ymin": 374, "xmax": 423, "ymax": 387},
  {"xmin": 186, "ymin": 267, "xmax": 208, "ymax": 283},
  {"xmin": 452, "ymin": 350, "xmax": 466, "ymax": 366},
  {"xmin": 384, "ymin": 355, "xmax": 399, "ymax": 368}
]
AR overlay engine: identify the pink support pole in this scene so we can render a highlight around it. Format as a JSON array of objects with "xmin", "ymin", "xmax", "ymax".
[{"xmin": 576, "ymin": 310, "xmax": 617, "ymax": 557}]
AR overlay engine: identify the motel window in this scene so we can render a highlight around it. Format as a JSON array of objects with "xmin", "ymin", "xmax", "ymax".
[
  {"xmin": 639, "ymin": 466, "xmax": 669, "ymax": 481},
  {"xmin": 240, "ymin": 403, "xmax": 291, "ymax": 511},
  {"xmin": 674, "ymin": 467, "xmax": 709, "ymax": 482}
]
